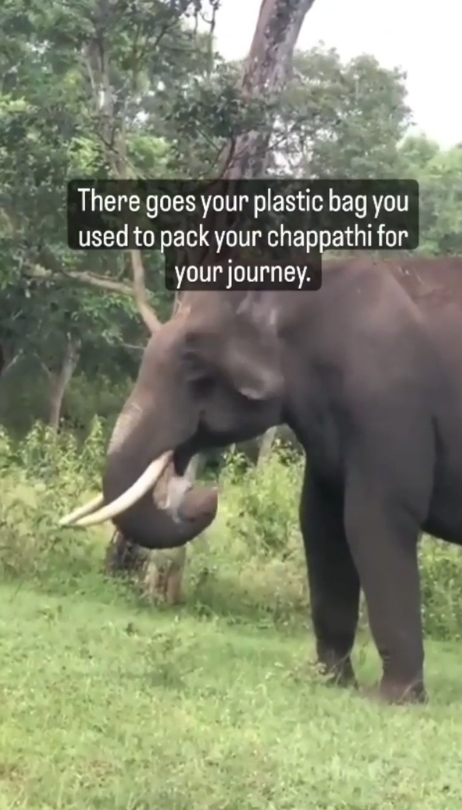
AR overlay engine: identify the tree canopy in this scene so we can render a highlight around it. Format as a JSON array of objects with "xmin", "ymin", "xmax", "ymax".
[{"xmin": 0, "ymin": 0, "xmax": 459, "ymax": 435}]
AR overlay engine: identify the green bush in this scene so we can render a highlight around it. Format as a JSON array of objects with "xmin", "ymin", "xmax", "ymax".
[
  {"xmin": 1, "ymin": 422, "xmax": 462, "ymax": 638},
  {"xmin": 419, "ymin": 538, "xmax": 462, "ymax": 640},
  {"xmin": 64, "ymin": 373, "xmax": 133, "ymax": 438},
  {"xmin": 0, "ymin": 421, "xmax": 109, "ymax": 589},
  {"xmin": 0, "ymin": 362, "xmax": 131, "ymax": 440},
  {"xmin": 221, "ymin": 443, "xmax": 303, "ymax": 556}
]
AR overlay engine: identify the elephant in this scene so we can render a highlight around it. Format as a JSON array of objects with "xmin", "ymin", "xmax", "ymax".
[
  {"xmin": 62, "ymin": 456, "xmax": 218, "ymax": 550},
  {"xmin": 61, "ymin": 254, "xmax": 462, "ymax": 704}
]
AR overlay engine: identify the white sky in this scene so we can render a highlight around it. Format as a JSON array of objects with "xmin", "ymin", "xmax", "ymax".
[{"xmin": 212, "ymin": 0, "xmax": 461, "ymax": 147}]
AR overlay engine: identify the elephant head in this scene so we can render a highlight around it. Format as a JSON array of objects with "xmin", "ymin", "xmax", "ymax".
[{"xmin": 60, "ymin": 289, "xmax": 285, "ymax": 548}]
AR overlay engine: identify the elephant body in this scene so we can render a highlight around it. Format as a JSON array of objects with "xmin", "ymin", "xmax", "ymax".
[{"xmin": 68, "ymin": 254, "xmax": 462, "ymax": 703}]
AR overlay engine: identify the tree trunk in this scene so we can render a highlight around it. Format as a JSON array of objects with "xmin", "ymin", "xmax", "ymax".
[
  {"xmin": 219, "ymin": 0, "xmax": 318, "ymax": 179},
  {"xmin": 43, "ymin": 336, "xmax": 80, "ymax": 432}
]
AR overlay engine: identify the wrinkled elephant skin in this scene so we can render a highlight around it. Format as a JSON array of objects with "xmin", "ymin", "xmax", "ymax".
[
  {"xmin": 68, "ymin": 256, "xmax": 462, "ymax": 705},
  {"xmin": 137, "ymin": 484, "xmax": 218, "ymax": 549}
]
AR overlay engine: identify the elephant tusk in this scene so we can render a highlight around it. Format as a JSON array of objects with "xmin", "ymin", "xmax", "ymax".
[
  {"xmin": 69, "ymin": 451, "xmax": 173, "ymax": 528},
  {"xmin": 59, "ymin": 494, "xmax": 105, "ymax": 527}
]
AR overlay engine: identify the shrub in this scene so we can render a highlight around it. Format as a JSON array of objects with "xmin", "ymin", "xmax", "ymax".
[
  {"xmin": 0, "ymin": 420, "xmax": 109, "ymax": 587},
  {"xmin": 221, "ymin": 442, "xmax": 303, "ymax": 557},
  {"xmin": 419, "ymin": 538, "xmax": 462, "ymax": 640},
  {"xmin": 1, "ymin": 422, "xmax": 462, "ymax": 639},
  {"xmin": 64, "ymin": 373, "xmax": 132, "ymax": 438}
]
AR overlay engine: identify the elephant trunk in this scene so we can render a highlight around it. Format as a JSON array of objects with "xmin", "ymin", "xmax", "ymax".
[{"xmin": 60, "ymin": 393, "xmax": 218, "ymax": 549}]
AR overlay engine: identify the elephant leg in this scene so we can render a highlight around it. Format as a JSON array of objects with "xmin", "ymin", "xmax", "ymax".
[
  {"xmin": 344, "ymin": 469, "xmax": 425, "ymax": 704},
  {"xmin": 300, "ymin": 468, "xmax": 360, "ymax": 687}
]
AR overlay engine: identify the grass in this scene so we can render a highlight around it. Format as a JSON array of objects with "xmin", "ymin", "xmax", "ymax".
[
  {"xmin": 2, "ymin": 433, "xmax": 462, "ymax": 809},
  {"xmin": 0, "ymin": 582, "xmax": 462, "ymax": 809}
]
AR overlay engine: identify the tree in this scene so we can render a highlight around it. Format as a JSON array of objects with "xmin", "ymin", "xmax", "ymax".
[
  {"xmin": 0, "ymin": 0, "xmax": 221, "ymax": 427},
  {"xmin": 268, "ymin": 45, "xmax": 411, "ymax": 178},
  {"xmin": 4, "ymin": 0, "xmax": 458, "ymax": 601},
  {"xmin": 398, "ymin": 136, "xmax": 462, "ymax": 256}
]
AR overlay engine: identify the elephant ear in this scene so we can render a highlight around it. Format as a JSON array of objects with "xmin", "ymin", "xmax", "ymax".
[
  {"xmin": 223, "ymin": 336, "xmax": 283, "ymax": 401},
  {"xmin": 229, "ymin": 295, "xmax": 282, "ymax": 400},
  {"xmin": 182, "ymin": 292, "xmax": 283, "ymax": 402}
]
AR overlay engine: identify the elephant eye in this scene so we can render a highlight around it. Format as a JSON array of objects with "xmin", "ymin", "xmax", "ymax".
[
  {"xmin": 183, "ymin": 346, "xmax": 213, "ymax": 384},
  {"xmin": 192, "ymin": 372, "xmax": 215, "ymax": 398},
  {"xmin": 181, "ymin": 341, "xmax": 218, "ymax": 398}
]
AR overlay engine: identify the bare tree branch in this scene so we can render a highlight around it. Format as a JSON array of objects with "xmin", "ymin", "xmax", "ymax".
[
  {"xmin": 22, "ymin": 264, "xmax": 135, "ymax": 297},
  {"xmin": 48, "ymin": 335, "xmax": 81, "ymax": 432},
  {"xmin": 128, "ymin": 240, "xmax": 161, "ymax": 333},
  {"xmin": 64, "ymin": 270, "xmax": 134, "ymax": 296},
  {"xmin": 0, "ymin": 349, "xmax": 24, "ymax": 379},
  {"xmin": 36, "ymin": 355, "xmax": 53, "ymax": 380},
  {"xmin": 84, "ymin": 19, "xmax": 161, "ymax": 335}
]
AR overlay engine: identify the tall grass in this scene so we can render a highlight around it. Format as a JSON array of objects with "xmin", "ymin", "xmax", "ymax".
[{"xmin": 0, "ymin": 422, "xmax": 462, "ymax": 638}]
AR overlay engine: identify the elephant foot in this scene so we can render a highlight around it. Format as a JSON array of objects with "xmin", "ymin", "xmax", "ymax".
[
  {"xmin": 380, "ymin": 676, "xmax": 427, "ymax": 705},
  {"xmin": 317, "ymin": 652, "xmax": 358, "ymax": 689},
  {"xmin": 361, "ymin": 678, "xmax": 427, "ymax": 706}
]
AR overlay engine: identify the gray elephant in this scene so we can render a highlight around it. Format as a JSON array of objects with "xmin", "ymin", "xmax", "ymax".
[
  {"xmin": 62, "ymin": 455, "xmax": 218, "ymax": 550},
  {"xmin": 62, "ymin": 255, "xmax": 462, "ymax": 705}
]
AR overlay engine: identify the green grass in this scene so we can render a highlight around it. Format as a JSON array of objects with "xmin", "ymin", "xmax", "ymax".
[
  {"xmin": 2, "ymin": 440, "xmax": 462, "ymax": 809},
  {"xmin": 0, "ymin": 582, "xmax": 461, "ymax": 809}
]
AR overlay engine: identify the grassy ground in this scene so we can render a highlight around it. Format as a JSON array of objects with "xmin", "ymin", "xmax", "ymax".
[{"xmin": 0, "ymin": 582, "xmax": 461, "ymax": 809}]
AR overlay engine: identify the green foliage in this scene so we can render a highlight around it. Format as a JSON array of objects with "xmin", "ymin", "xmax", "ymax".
[
  {"xmin": 0, "ymin": 11, "xmax": 460, "ymax": 432},
  {"xmin": 395, "ymin": 134, "xmax": 462, "ymax": 255},
  {"xmin": 0, "ymin": 421, "xmax": 105, "ymax": 583},
  {"xmin": 2, "ymin": 422, "xmax": 462, "ymax": 639},
  {"xmin": 0, "ymin": 0, "xmax": 222, "ymax": 374},
  {"xmin": 417, "ymin": 145, "xmax": 462, "ymax": 255},
  {"xmin": 221, "ymin": 443, "xmax": 303, "ymax": 556},
  {"xmin": 64, "ymin": 373, "xmax": 133, "ymax": 435},
  {"xmin": 271, "ymin": 47, "xmax": 411, "ymax": 179},
  {"xmin": 1, "ymin": 419, "xmax": 104, "ymax": 485},
  {"xmin": 419, "ymin": 539, "xmax": 462, "ymax": 640},
  {"xmin": 3, "ymin": 586, "xmax": 462, "ymax": 809},
  {"xmin": 0, "ymin": 362, "xmax": 133, "ymax": 438}
]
